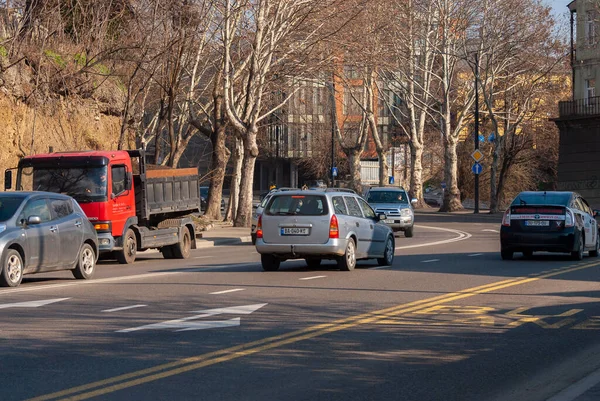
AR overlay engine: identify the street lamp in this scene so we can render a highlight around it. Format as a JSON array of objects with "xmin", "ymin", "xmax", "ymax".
[
  {"xmin": 474, "ymin": 52, "xmax": 480, "ymax": 214},
  {"xmin": 330, "ymin": 81, "xmax": 336, "ymax": 188}
]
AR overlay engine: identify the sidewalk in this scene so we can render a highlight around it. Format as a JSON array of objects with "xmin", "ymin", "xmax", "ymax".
[{"xmin": 195, "ymin": 222, "xmax": 252, "ymax": 248}]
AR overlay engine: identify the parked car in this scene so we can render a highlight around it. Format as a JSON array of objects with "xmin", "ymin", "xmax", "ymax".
[
  {"xmin": 364, "ymin": 186, "xmax": 417, "ymax": 237},
  {"xmin": 255, "ymin": 189, "xmax": 395, "ymax": 271},
  {"xmin": 0, "ymin": 192, "xmax": 98, "ymax": 287},
  {"xmin": 200, "ymin": 186, "xmax": 225, "ymax": 214},
  {"xmin": 500, "ymin": 191, "xmax": 599, "ymax": 260},
  {"xmin": 251, "ymin": 188, "xmax": 297, "ymax": 244}
]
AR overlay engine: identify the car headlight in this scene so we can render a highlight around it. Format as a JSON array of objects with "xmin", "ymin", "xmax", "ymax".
[
  {"xmin": 0, "ymin": 224, "xmax": 5, "ymax": 234},
  {"xmin": 400, "ymin": 208, "xmax": 412, "ymax": 217}
]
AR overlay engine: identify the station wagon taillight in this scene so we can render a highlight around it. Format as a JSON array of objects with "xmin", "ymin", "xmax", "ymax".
[
  {"xmin": 501, "ymin": 210, "xmax": 511, "ymax": 227},
  {"xmin": 256, "ymin": 215, "xmax": 263, "ymax": 239},
  {"xmin": 565, "ymin": 209, "xmax": 575, "ymax": 227},
  {"xmin": 329, "ymin": 215, "xmax": 339, "ymax": 239}
]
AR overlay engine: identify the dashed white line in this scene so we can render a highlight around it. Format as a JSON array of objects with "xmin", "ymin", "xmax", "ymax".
[
  {"xmin": 546, "ymin": 365, "xmax": 600, "ymax": 401},
  {"xmin": 102, "ymin": 304, "xmax": 147, "ymax": 313},
  {"xmin": 210, "ymin": 288, "xmax": 245, "ymax": 295},
  {"xmin": 194, "ymin": 256, "xmax": 214, "ymax": 260},
  {"xmin": 468, "ymin": 253, "xmax": 483, "ymax": 257},
  {"xmin": 299, "ymin": 276, "xmax": 327, "ymax": 280},
  {"xmin": 421, "ymin": 259, "xmax": 440, "ymax": 263},
  {"xmin": 482, "ymin": 229, "xmax": 499, "ymax": 233},
  {"xmin": 396, "ymin": 225, "xmax": 472, "ymax": 250}
]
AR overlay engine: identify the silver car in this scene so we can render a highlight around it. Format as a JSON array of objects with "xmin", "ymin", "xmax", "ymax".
[
  {"xmin": 255, "ymin": 189, "xmax": 395, "ymax": 271},
  {"xmin": 0, "ymin": 192, "xmax": 98, "ymax": 287},
  {"xmin": 365, "ymin": 187, "xmax": 417, "ymax": 237},
  {"xmin": 251, "ymin": 188, "xmax": 296, "ymax": 245}
]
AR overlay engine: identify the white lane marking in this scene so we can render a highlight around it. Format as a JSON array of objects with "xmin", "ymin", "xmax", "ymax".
[
  {"xmin": 299, "ymin": 275, "xmax": 327, "ymax": 280},
  {"xmin": 482, "ymin": 229, "xmax": 499, "ymax": 233},
  {"xmin": 194, "ymin": 256, "xmax": 214, "ymax": 260},
  {"xmin": 421, "ymin": 259, "xmax": 440, "ymax": 263},
  {"xmin": 468, "ymin": 253, "xmax": 483, "ymax": 257},
  {"xmin": 209, "ymin": 288, "xmax": 245, "ymax": 295},
  {"xmin": 396, "ymin": 225, "xmax": 472, "ymax": 250},
  {"xmin": 102, "ymin": 304, "xmax": 147, "ymax": 313},
  {"xmin": 370, "ymin": 266, "xmax": 390, "ymax": 270},
  {"xmin": 0, "ymin": 298, "xmax": 70, "ymax": 309},
  {"xmin": 546, "ymin": 365, "xmax": 600, "ymax": 401}
]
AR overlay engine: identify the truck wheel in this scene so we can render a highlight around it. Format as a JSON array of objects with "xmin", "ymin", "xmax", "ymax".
[
  {"xmin": 0, "ymin": 249, "xmax": 23, "ymax": 287},
  {"xmin": 72, "ymin": 243, "xmax": 95, "ymax": 280},
  {"xmin": 404, "ymin": 226, "xmax": 414, "ymax": 238},
  {"xmin": 117, "ymin": 229, "xmax": 137, "ymax": 264},
  {"xmin": 160, "ymin": 247, "xmax": 174, "ymax": 259},
  {"xmin": 172, "ymin": 226, "xmax": 191, "ymax": 259}
]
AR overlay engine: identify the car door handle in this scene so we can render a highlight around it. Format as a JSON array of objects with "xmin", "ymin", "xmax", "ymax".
[
  {"xmin": 75, "ymin": 221, "xmax": 82, "ymax": 227},
  {"xmin": 49, "ymin": 226, "xmax": 58, "ymax": 233}
]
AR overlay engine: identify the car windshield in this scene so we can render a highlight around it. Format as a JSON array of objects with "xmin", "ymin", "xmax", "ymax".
[
  {"xmin": 0, "ymin": 195, "xmax": 25, "ymax": 222},
  {"xmin": 21, "ymin": 166, "xmax": 108, "ymax": 203},
  {"xmin": 200, "ymin": 187, "xmax": 209, "ymax": 198},
  {"xmin": 367, "ymin": 191, "xmax": 408, "ymax": 204},
  {"xmin": 511, "ymin": 192, "xmax": 571, "ymax": 206},
  {"xmin": 266, "ymin": 194, "xmax": 328, "ymax": 216}
]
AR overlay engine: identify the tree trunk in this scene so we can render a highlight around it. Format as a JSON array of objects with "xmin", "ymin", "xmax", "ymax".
[
  {"xmin": 409, "ymin": 140, "xmax": 427, "ymax": 207},
  {"xmin": 489, "ymin": 137, "xmax": 502, "ymax": 213},
  {"xmin": 439, "ymin": 134, "xmax": 462, "ymax": 212},
  {"xmin": 348, "ymin": 149, "xmax": 363, "ymax": 194},
  {"xmin": 234, "ymin": 130, "xmax": 259, "ymax": 227},
  {"xmin": 226, "ymin": 136, "xmax": 243, "ymax": 221},
  {"xmin": 205, "ymin": 124, "xmax": 230, "ymax": 220}
]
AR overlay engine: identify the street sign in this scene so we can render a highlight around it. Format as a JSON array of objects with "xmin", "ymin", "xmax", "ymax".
[
  {"xmin": 332, "ymin": 167, "xmax": 338, "ymax": 177},
  {"xmin": 388, "ymin": 176, "xmax": 394, "ymax": 184},
  {"xmin": 472, "ymin": 162, "xmax": 483, "ymax": 175},
  {"xmin": 441, "ymin": 182, "xmax": 446, "ymax": 189},
  {"xmin": 478, "ymin": 134, "xmax": 485, "ymax": 143},
  {"xmin": 488, "ymin": 132, "xmax": 495, "ymax": 143},
  {"xmin": 471, "ymin": 149, "xmax": 484, "ymax": 162}
]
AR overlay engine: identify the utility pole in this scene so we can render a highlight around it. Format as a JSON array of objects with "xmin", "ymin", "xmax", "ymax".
[
  {"xmin": 330, "ymin": 81, "xmax": 336, "ymax": 188},
  {"xmin": 474, "ymin": 52, "xmax": 480, "ymax": 214}
]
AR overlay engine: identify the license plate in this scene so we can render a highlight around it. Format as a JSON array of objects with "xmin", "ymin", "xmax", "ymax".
[
  {"xmin": 384, "ymin": 219, "xmax": 396, "ymax": 224},
  {"xmin": 281, "ymin": 227, "xmax": 310, "ymax": 235},
  {"xmin": 525, "ymin": 220, "xmax": 549, "ymax": 226}
]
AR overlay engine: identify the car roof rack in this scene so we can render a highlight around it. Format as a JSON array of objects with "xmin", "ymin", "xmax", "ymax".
[{"xmin": 324, "ymin": 188, "xmax": 357, "ymax": 194}]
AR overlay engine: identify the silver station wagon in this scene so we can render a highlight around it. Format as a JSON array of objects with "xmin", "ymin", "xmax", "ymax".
[{"xmin": 255, "ymin": 189, "xmax": 395, "ymax": 271}]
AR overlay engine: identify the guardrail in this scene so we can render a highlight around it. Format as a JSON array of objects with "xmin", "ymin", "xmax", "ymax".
[{"xmin": 558, "ymin": 96, "xmax": 600, "ymax": 118}]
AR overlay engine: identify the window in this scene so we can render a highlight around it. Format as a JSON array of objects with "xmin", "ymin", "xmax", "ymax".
[
  {"xmin": 50, "ymin": 199, "xmax": 73, "ymax": 219},
  {"xmin": 0, "ymin": 196, "xmax": 25, "ymax": 222},
  {"xmin": 19, "ymin": 199, "xmax": 52, "ymax": 223},
  {"xmin": 586, "ymin": 11, "xmax": 596, "ymax": 45},
  {"xmin": 266, "ymin": 195, "xmax": 328, "ymax": 216},
  {"xmin": 344, "ymin": 196, "xmax": 363, "ymax": 217},
  {"xmin": 585, "ymin": 79, "xmax": 596, "ymax": 103},
  {"xmin": 332, "ymin": 196, "xmax": 348, "ymax": 215},
  {"xmin": 111, "ymin": 165, "xmax": 126, "ymax": 195},
  {"xmin": 357, "ymin": 198, "xmax": 376, "ymax": 219}
]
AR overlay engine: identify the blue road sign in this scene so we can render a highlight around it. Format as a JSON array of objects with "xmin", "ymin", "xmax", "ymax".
[
  {"xmin": 441, "ymin": 182, "xmax": 446, "ymax": 189},
  {"xmin": 478, "ymin": 134, "xmax": 485, "ymax": 143},
  {"xmin": 388, "ymin": 176, "xmax": 394, "ymax": 184},
  {"xmin": 332, "ymin": 167, "xmax": 338, "ymax": 177},
  {"xmin": 488, "ymin": 132, "xmax": 495, "ymax": 143},
  {"xmin": 472, "ymin": 162, "xmax": 483, "ymax": 175}
]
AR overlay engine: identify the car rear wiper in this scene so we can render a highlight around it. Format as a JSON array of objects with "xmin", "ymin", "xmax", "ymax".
[{"xmin": 519, "ymin": 198, "xmax": 527, "ymax": 206}]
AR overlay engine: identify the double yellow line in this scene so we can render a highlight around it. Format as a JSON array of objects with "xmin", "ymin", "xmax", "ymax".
[{"xmin": 29, "ymin": 260, "xmax": 600, "ymax": 401}]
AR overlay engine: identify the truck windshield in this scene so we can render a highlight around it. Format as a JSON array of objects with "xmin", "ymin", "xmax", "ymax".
[
  {"xmin": 20, "ymin": 166, "xmax": 108, "ymax": 203},
  {"xmin": 367, "ymin": 191, "xmax": 408, "ymax": 204}
]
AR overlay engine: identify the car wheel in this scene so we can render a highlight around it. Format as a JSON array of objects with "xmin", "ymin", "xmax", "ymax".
[
  {"xmin": 522, "ymin": 250, "xmax": 533, "ymax": 259},
  {"xmin": 73, "ymin": 243, "xmax": 96, "ymax": 280},
  {"xmin": 261, "ymin": 254, "xmax": 280, "ymax": 271},
  {"xmin": 501, "ymin": 250, "xmax": 513, "ymax": 260},
  {"xmin": 571, "ymin": 232, "xmax": 584, "ymax": 260},
  {"xmin": 377, "ymin": 236, "xmax": 395, "ymax": 266},
  {"xmin": 171, "ymin": 226, "xmax": 191, "ymax": 259},
  {"xmin": 117, "ymin": 228, "xmax": 137, "ymax": 264},
  {"xmin": 0, "ymin": 249, "xmax": 23, "ymax": 287},
  {"xmin": 305, "ymin": 258, "xmax": 321, "ymax": 268},
  {"xmin": 338, "ymin": 238, "xmax": 356, "ymax": 271},
  {"xmin": 404, "ymin": 226, "xmax": 414, "ymax": 238},
  {"xmin": 590, "ymin": 235, "xmax": 599, "ymax": 257}
]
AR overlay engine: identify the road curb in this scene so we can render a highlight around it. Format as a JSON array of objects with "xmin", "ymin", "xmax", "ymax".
[{"xmin": 195, "ymin": 235, "xmax": 253, "ymax": 248}]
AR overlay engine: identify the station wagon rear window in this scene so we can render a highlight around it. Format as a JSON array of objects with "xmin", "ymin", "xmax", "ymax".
[
  {"xmin": 511, "ymin": 192, "xmax": 571, "ymax": 206},
  {"xmin": 266, "ymin": 195, "xmax": 328, "ymax": 216}
]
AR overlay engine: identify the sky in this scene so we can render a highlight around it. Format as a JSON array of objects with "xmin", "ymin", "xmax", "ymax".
[{"xmin": 547, "ymin": 0, "xmax": 570, "ymax": 17}]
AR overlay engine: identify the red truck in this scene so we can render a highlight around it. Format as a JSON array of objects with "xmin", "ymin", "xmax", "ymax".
[{"xmin": 4, "ymin": 149, "xmax": 200, "ymax": 264}]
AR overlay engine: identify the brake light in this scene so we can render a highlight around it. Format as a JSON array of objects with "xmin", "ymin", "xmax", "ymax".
[
  {"xmin": 565, "ymin": 209, "xmax": 574, "ymax": 227},
  {"xmin": 329, "ymin": 214, "xmax": 339, "ymax": 239},
  {"xmin": 256, "ymin": 215, "xmax": 263, "ymax": 239},
  {"xmin": 501, "ymin": 209, "xmax": 511, "ymax": 227}
]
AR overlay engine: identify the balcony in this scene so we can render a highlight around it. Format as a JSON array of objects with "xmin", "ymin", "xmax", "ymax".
[{"xmin": 558, "ymin": 96, "xmax": 600, "ymax": 118}]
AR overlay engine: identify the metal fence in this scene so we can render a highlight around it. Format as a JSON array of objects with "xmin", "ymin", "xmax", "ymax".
[{"xmin": 558, "ymin": 96, "xmax": 600, "ymax": 118}]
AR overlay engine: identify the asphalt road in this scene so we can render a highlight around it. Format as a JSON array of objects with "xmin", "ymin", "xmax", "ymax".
[{"xmin": 1, "ymin": 213, "xmax": 600, "ymax": 401}]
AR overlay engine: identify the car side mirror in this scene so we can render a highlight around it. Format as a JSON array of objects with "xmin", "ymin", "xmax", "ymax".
[
  {"xmin": 378, "ymin": 213, "xmax": 387, "ymax": 221},
  {"xmin": 411, "ymin": 198, "xmax": 418, "ymax": 205},
  {"xmin": 27, "ymin": 216, "xmax": 42, "ymax": 225},
  {"xmin": 4, "ymin": 169, "xmax": 12, "ymax": 190}
]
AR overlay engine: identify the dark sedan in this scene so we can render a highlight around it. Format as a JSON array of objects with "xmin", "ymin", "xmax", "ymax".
[
  {"xmin": 0, "ymin": 192, "xmax": 98, "ymax": 287},
  {"xmin": 500, "ymin": 191, "xmax": 599, "ymax": 260}
]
